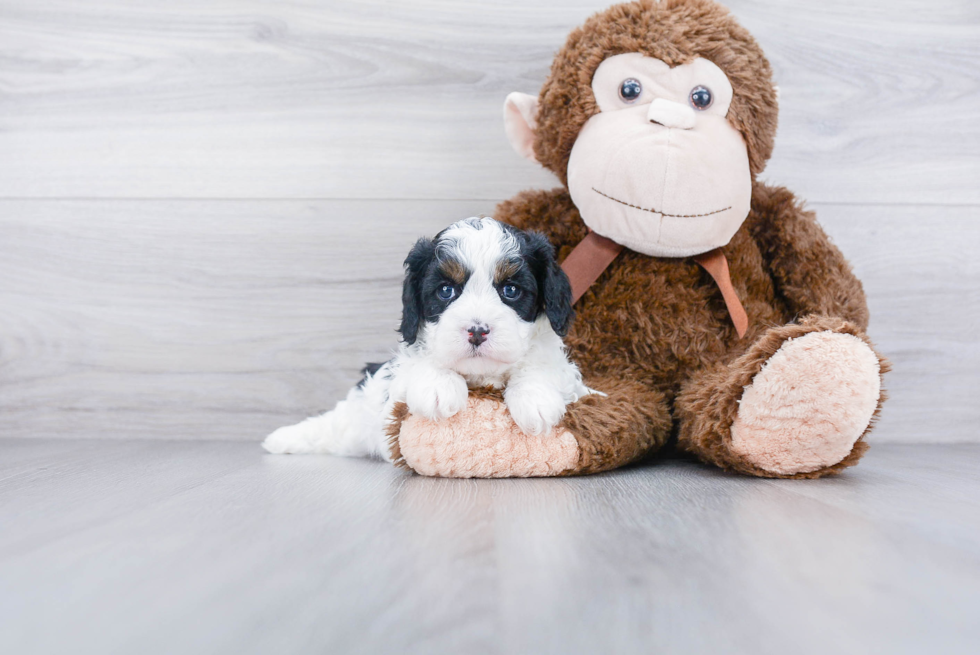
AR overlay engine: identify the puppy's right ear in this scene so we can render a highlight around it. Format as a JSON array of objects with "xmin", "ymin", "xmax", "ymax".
[{"xmin": 399, "ymin": 237, "xmax": 436, "ymax": 345}]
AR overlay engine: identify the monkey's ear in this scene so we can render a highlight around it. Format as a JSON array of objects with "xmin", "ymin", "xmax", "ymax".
[
  {"xmin": 503, "ymin": 92, "xmax": 539, "ymax": 162},
  {"xmin": 399, "ymin": 237, "xmax": 436, "ymax": 346}
]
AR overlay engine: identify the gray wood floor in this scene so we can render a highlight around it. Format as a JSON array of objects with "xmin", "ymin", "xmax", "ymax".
[{"xmin": 1, "ymin": 439, "xmax": 978, "ymax": 655}]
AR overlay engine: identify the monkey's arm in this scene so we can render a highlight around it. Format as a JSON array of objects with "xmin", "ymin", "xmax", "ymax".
[
  {"xmin": 387, "ymin": 376, "xmax": 671, "ymax": 478},
  {"xmin": 748, "ymin": 182, "xmax": 870, "ymax": 330}
]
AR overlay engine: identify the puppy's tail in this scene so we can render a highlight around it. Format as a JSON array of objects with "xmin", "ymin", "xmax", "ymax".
[{"xmin": 262, "ymin": 391, "xmax": 383, "ymax": 458}]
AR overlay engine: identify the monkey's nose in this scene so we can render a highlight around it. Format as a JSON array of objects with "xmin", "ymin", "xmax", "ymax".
[
  {"xmin": 467, "ymin": 325, "xmax": 490, "ymax": 346},
  {"xmin": 647, "ymin": 98, "xmax": 696, "ymax": 130}
]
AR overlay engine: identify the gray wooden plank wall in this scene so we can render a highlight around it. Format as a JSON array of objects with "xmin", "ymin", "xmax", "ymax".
[{"xmin": 1, "ymin": 0, "xmax": 978, "ymax": 443}]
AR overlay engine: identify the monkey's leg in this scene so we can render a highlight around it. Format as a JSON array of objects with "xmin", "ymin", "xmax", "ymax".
[
  {"xmin": 387, "ymin": 377, "xmax": 671, "ymax": 478},
  {"xmin": 675, "ymin": 316, "xmax": 889, "ymax": 479}
]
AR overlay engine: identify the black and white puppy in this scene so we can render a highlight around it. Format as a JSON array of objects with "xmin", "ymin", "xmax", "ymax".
[{"xmin": 263, "ymin": 217, "xmax": 595, "ymax": 459}]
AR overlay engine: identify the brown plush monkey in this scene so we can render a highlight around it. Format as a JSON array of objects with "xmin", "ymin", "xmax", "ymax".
[{"xmin": 388, "ymin": 0, "xmax": 888, "ymax": 479}]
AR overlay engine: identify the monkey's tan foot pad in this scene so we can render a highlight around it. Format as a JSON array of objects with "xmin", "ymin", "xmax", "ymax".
[
  {"xmin": 387, "ymin": 393, "xmax": 579, "ymax": 478},
  {"xmin": 731, "ymin": 331, "xmax": 882, "ymax": 475}
]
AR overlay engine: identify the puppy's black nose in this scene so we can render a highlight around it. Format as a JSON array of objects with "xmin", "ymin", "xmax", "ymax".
[{"xmin": 467, "ymin": 325, "xmax": 489, "ymax": 346}]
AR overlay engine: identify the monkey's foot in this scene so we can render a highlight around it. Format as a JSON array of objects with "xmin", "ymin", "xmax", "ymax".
[{"xmin": 730, "ymin": 331, "xmax": 882, "ymax": 475}]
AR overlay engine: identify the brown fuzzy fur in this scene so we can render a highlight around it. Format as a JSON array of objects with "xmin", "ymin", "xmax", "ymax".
[
  {"xmin": 560, "ymin": 376, "xmax": 673, "ymax": 474},
  {"xmin": 495, "ymin": 181, "xmax": 887, "ymax": 478},
  {"xmin": 385, "ymin": 402, "xmax": 411, "ymax": 470},
  {"xmin": 392, "ymin": 0, "xmax": 886, "ymax": 479}
]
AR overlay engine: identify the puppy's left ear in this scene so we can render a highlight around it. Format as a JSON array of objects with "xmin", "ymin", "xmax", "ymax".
[{"xmin": 527, "ymin": 232, "xmax": 574, "ymax": 336}]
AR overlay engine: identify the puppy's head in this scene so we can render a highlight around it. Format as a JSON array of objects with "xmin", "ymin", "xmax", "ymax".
[{"xmin": 399, "ymin": 217, "xmax": 573, "ymax": 376}]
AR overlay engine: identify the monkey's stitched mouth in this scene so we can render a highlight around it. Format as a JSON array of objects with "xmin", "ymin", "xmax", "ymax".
[{"xmin": 592, "ymin": 188, "xmax": 731, "ymax": 218}]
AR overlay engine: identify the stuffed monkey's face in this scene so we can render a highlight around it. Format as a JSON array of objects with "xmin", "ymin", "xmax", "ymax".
[{"xmin": 566, "ymin": 53, "xmax": 752, "ymax": 257}]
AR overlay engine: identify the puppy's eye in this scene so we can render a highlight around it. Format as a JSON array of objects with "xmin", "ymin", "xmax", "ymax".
[
  {"xmin": 437, "ymin": 284, "xmax": 456, "ymax": 301},
  {"xmin": 619, "ymin": 78, "xmax": 642, "ymax": 103},
  {"xmin": 501, "ymin": 284, "xmax": 521, "ymax": 300},
  {"xmin": 690, "ymin": 85, "xmax": 713, "ymax": 110}
]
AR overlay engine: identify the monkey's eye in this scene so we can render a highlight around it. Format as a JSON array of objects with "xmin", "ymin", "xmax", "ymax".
[
  {"xmin": 501, "ymin": 284, "xmax": 522, "ymax": 300},
  {"xmin": 618, "ymin": 78, "xmax": 642, "ymax": 103},
  {"xmin": 437, "ymin": 284, "xmax": 456, "ymax": 301},
  {"xmin": 690, "ymin": 86, "xmax": 713, "ymax": 110}
]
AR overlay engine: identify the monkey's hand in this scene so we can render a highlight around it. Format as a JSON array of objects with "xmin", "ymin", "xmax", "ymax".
[
  {"xmin": 388, "ymin": 377, "xmax": 669, "ymax": 478},
  {"xmin": 388, "ymin": 390, "xmax": 580, "ymax": 478}
]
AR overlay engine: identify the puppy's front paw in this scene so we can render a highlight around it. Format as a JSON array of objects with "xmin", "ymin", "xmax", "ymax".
[
  {"xmin": 505, "ymin": 384, "xmax": 566, "ymax": 436},
  {"xmin": 406, "ymin": 370, "xmax": 469, "ymax": 420}
]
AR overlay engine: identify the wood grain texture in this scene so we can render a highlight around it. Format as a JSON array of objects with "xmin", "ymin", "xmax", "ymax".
[
  {"xmin": 0, "ymin": 439, "xmax": 978, "ymax": 655},
  {"xmin": 0, "ymin": 0, "xmax": 977, "ymax": 203},
  {"xmin": 1, "ymin": 199, "xmax": 976, "ymax": 443},
  {"xmin": 0, "ymin": 199, "xmax": 483, "ymax": 440}
]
